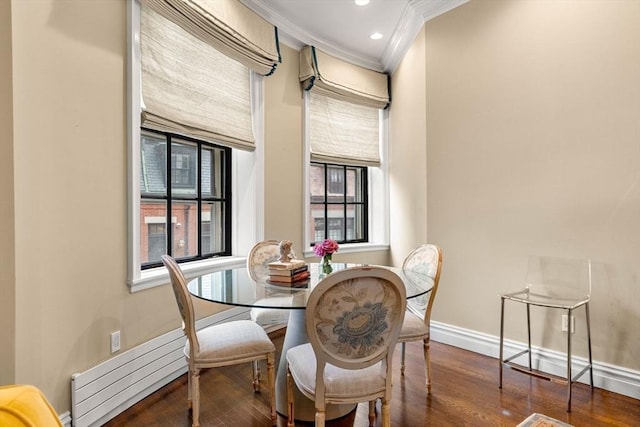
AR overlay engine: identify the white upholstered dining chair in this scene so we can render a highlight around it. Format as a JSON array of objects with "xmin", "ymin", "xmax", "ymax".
[
  {"xmin": 286, "ymin": 266, "xmax": 406, "ymax": 427},
  {"xmin": 396, "ymin": 244, "xmax": 443, "ymax": 392},
  {"xmin": 247, "ymin": 240, "xmax": 293, "ymax": 330},
  {"xmin": 162, "ymin": 255, "xmax": 277, "ymax": 427}
]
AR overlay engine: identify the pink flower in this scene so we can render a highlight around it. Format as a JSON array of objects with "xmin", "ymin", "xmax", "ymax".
[{"xmin": 313, "ymin": 239, "xmax": 339, "ymax": 257}]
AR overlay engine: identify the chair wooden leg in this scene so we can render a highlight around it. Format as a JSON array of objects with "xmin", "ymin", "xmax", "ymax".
[
  {"xmin": 368, "ymin": 400, "xmax": 376, "ymax": 426},
  {"xmin": 187, "ymin": 365, "xmax": 193, "ymax": 410},
  {"xmin": 286, "ymin": 366, "xmax": 295, "ymax": 427},
  {"xmin": 424, "ymin": 337, "xmax": 431, "ymax": 390},
  {"xmin": 401, "ymin": 342, "xmax": 406, "ymax": 375},
  {"xmin": 381, "ymin": 398, "xmax": 390, "ymax": 427},
  {"xmin": 252, "ymin": 360, "xmax": 261, "ymax": 392},
  {"xmin": 267, "ymin": 353, "xmax": 276, "ymax": 425},
  {"xmin": 315, "ymin": 408, "xmax": 326, "ymax": 427},
  {"xmin": 191, "ymin": 368, "xmax": 201, "ymax": 427}
]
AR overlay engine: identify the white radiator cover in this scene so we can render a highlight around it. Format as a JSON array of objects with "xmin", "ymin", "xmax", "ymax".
[{"xmin": 71, "ymin": 307, "xmax": 249, "ymax": 427}]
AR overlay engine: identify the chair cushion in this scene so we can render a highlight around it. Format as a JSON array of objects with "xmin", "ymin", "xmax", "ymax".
[
  {"xmin": 397, "ymin": 310, "xmax": 429, "ymax": 342},
  {"xmin": 287, "ymin": 344, "xmax": 386, "ymax": 400},
  {"xmin": 186, "ymin": 320, "xmax": 275, "ymax": 364},
  {"xmin": 0, "ymin": 385, "xmax": 63, "ymax": 427},
  {"xmin": 250, "ymin": 297, "xmax": 293, "ymax": 326}
]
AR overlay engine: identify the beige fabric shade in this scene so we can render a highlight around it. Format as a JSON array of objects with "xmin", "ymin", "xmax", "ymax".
[
  {"xmin": 143, "ymin": 0, "xmax": 281, "ymax": 75},
  {"xmin": 141, "ymin": 4, "xmax": 255, "ymax": 150},
  {"xmin": 300, "ymin": 46, "xmax": 390, "ymax": 109},
  {"xmin": 308, "ymin": 92, "xmax": 381, "ymax": 167}
]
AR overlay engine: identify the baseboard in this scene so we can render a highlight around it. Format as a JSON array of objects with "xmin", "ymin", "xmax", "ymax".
[
  {"xmin": 65, "ymin": 314, "xmax": 638, "ymax": 426},
  {"xmin": 430, "ymin": 321, "xmax": 640, "ymax": 400},
  {"xmin": 70, "ymin": 307, "xmax": 250, "ymax": 427}
]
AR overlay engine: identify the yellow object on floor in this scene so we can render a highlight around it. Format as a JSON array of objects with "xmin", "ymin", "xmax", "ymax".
[{"xmin": 0, "ymin": 385, "xmax": 62, "ymax": 427}]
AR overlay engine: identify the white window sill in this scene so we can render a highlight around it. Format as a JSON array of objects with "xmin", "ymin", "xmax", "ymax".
[
  {"xmin": 128, "ymin": 256, "xmax": 246, "ymax": 293},
  {"xmin": 302, "ymin": 242, "xmax": 389, "ymax": 259}
]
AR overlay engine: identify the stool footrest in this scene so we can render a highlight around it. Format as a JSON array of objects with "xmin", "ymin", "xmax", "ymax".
[{"xmin": 502, "ymin": 361, "xmax": 569, "ymax": 385}]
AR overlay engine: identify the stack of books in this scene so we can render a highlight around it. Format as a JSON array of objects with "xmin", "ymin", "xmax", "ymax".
[{"xmin": 267, "ymin": 260, "xmax": 310, "ymax": 286}]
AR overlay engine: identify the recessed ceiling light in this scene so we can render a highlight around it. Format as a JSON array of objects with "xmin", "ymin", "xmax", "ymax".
[
  {"xmin": 355, "ymin": 0, "xmax": 370, "ymax": 6},
  {"xmin": 370, "ymin": 32, "xmax": 383, "ymax": 40}
]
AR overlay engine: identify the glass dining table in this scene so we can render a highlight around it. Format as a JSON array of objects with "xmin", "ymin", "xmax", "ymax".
[{"xmin": 187, "ymin": 262, "xmax": 433, "ymax": 422}]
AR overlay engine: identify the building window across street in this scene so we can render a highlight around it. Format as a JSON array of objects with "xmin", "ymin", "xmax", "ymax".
[
  {"xmin": 139, "ymin": 129, "xmax": 231, "ymax": 269},
  {"xmin": 309, "ymin": 162, "xmax": 368, "ymax": 245}
]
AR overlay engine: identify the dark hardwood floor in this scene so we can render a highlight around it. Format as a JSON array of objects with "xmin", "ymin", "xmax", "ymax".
[{"xmin": 104, "ymin": 329, "xmax": 639, "ymax": 426}]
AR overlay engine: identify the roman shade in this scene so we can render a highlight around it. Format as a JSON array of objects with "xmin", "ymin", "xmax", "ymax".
[
  {"xmin": 300, "ymin": 45, "xmax": 390, "ymax": 109},
  {"xmin": 308, "ymin": 91, "xmax": 381, "ymax": 167},
  {"xmin": 143, "ymin": 0, "xmax": 281, "ymax": 75},
  {"xmin": 140, "ymin": 0, "xmax": 281, "ymax": 150}
]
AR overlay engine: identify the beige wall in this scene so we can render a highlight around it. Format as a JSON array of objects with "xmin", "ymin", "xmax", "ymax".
[
  {"xmin": 4, "ymin": 0, "xmax": 639, "ymax": 417},
  {"xmin": 0, "ymin": 0, "xmax": 16, "ymax": 386},
  {"xmin": 389, "ymin": 25, "xmax": 428, "ymax": 267},
  {"xmin": 264, "ymin": 44, "xmax": 305, "ymax": 249},
  {"xmin": 420, "ymin": 0, "xmax": 639, "ymax": 368}
]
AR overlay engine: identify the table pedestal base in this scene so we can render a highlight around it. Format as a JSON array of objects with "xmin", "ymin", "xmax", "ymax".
[{"xmin": 275, "ymin": 310, "xmax": 356, "ymax": 422}]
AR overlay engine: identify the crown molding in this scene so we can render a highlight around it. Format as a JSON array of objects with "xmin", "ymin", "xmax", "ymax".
[{"xmin": 240, "ymin": 0, "xmax": 469, "ymax": 74}]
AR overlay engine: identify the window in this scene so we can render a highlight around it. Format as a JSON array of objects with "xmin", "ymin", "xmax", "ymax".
[
  {"xmin": 127, "ymin": 0, "xmax": 272, "ymax": 291},
  {"xmin": 304, "ymin": 90, "xmax": 388, "ymax": 253},
  {"xmin": 140, "ymin": 130, "xmax": 231, "ymax": 269},
  {"xmin": 309, "ymin": 163, "xmax": 367, "ymax": 245}
]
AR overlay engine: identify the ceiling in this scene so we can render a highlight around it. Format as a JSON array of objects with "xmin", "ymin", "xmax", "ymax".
[{"xmin": 240, "ymin": 0, "xmax": 469, "ymax": 73}]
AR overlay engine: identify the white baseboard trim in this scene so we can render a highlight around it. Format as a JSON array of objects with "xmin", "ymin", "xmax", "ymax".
[
  {"xmin": 430, "ymin": 320, "xmax": 640, "ymax": 400},
  {"xmin": 70, "ymin": 307, "xmax": 251, "ymax": 427},
  {"xmin": 65, "ymin": 315, "xmax": 638, "ymax": 426},
  {"xmin": 59, "ymin": 411, "xmax": 71, "ymax": 427}
]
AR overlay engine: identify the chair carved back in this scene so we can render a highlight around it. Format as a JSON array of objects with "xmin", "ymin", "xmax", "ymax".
[
  {"xmin": 402, "ymin": 244, "xmax": 443, "ymax": 325},
  {"xmin": 305, "ymin": 266, "xmax": 406, "ymax": 395},
  {"xmin": 247, "ymin": 240, "xmax": 297, "ymax": 281},
  {"xmin": 161, "ymin": 255, "xmax": 200, "ymax": 355}
]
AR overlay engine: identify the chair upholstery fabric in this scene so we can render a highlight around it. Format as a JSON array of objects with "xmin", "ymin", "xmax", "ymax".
[
  {"xmin": 287, "ymin": 344, "xmax": 387, "ymax": 399},
  {"xmin": 397, "ymin": 244, "xmax": 443, "ymax": 391},
  {"xmin": 0, "ymin": 385, "xmax": 63, "ymax": 427},
  {"xmin": 286, "ymin": 266, "xmax": 406, "ymax": 427},
  {"xmin": 188, "ymin": 320, "xmax": 276, "ymax": 363},
  {"xmin": 162, "ymin": 255, "xmax": 276, "ymax": 427}
]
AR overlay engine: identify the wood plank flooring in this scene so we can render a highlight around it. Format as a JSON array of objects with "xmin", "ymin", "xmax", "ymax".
[{"xmin": 103, "ymin": 329, "xmax": 639, "ymax": 426}]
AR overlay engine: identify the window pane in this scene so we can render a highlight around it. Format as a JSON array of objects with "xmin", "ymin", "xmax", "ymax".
[
  {"xmin": 309, "ymin": 163, "xmax": 325, "ymax": 202},
  {"xmin": 141, "ymin": 132, "xmax": 167, "ymax": 196},
  {"xmin": 327, "ymin": 165, "xmax": 344, "ymax": 201},
  {"xmin": 202, "ymin": 201, "xmax": 225, "ymax": 254},
  {"xmin": 140, "ymin": 200, "xmax": 167, "ymax": 264},
  {"xmin": 171, "ymin": 201, "xmax": 198, "ymax": 258},
  {"xmin": 349, "ymin": 205, "xmax": 365, "ymax": 240},
  {"xmin": 308, "ymin": 162, "xmax": 367, "ymax": 245},
  {"xmin": 201, "ymin": 146, "xmax": 224, "ymax": 199},
  {"xmin": 171, "ymin": 140, "xmax": 197, "ymax": 196},
  {"xmin": 346, "ymin": 167, "xmax": 364, "ymax": 202},
  {"xmin": 327, "ymin": 206, "xmax": 344, "ymax": 241},
  {"xmin": 312, "ymin": 218, "xmax": 325, "ymax": 243}
]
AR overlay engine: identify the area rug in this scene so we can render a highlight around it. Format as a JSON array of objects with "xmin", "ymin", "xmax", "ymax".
[{"xmin": 517, "ymin": 413, "xmax": 574, "ymax": 427}]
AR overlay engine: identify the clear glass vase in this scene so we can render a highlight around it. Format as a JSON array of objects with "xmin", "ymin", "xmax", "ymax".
[{"xmin": 321, "ymin": 253, "xmax": 333, "ymax": 275}]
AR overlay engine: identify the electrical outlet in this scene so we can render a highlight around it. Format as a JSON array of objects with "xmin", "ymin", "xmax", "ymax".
[
  {"xmin": 561, "ymin": 315, "xmax": 575, "ymax": 333},
  {"xmin": 111, "ymin": 331, "xmax": 121, "ymax": 353}
]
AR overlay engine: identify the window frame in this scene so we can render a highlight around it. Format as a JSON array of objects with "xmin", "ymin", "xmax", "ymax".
[
  {"xmin": 302, "ymin": 91, "xmax": 389, "ymax": 256},
  {"xmin": 140, "ymin": 129, "xmax": 232, "ymax": 270},
  {"xmin": 309, "ymin": 162, "xmax": 369, "ymax": 245},
  {"xmin": 127, "ymin": 0, "xmax": 264, "ymax": 292}
]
